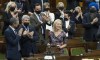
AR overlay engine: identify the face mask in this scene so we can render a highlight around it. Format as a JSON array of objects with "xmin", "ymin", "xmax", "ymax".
[
  {"xmin": 35, "ymin": 10, "xmax": 41, "ymax": 14},
  {"xmin": 90, "ymin": 8, "xmax": 97, "ymax": 13},
  {"xmin": 59, "ymin": 7, "xmax": 64, "ymax": 10},
  {"xmin": 10, "ymin": 7, "xmax": 15, "ymax": 11},
  {"xmin": 24, "ymin": 23, "xmax": 29, "ymax": 27},
  {"xmin": 44, "ymin": 8, "xmax": 50, "ymax": 11}
]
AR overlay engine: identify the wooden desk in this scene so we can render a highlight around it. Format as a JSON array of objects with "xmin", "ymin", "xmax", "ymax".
[{"xmin": 24, "ymin": 55, "xmax": 70, "ymax": 60}]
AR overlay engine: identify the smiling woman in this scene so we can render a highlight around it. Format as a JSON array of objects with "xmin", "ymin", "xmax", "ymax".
[{"xmin": 48, "ymin": 19, "xmax": 68, "ymax": 55}]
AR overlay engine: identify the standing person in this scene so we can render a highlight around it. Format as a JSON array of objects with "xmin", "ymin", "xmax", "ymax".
[
  {"xmin": 4, "ymin": 17, "xmax": 23, "ymax": 60},
  {"xmin": 49, "ymin": 19, "xmax": 68, "ymax": 55},
  {"xmin": 19, "ymin": 15, "xmax": 38, "ymax": 57},
  {"xmin": 63, "ymin": 10, "xmax": 75, "ymax": 39},
  {"xmin": 3, "ymin": 0, "xmax": 22, "ymax": 13},
  {"xmin": 55, "ymin": 2, "xmax": 65, "ymax": 20},
  {"xmin": 2, "ymin": 1, "xmax": 21, "ymax": 35},
  {"xmin": 30, "ymin": 3, "xmax": 48, "ymax": 45},
  {"xmin": 73, "ymin": 6, "xmax": 83, "ymax": 24},
  {"xmin": 43, "ymin": 2, "xmax": 55, "ymax": 31},
  {"xmin": 42, "ymin": 2, "xmax": 55, "ymax": 43},
  {"xmin": 82, "ymin": 2, "xmax": 100, "ymax": 42}
]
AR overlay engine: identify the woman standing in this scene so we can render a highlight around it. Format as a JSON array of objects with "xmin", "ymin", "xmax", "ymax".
[
  {"xmin": 2, "ymin": 1, "xmax": 20, "ymax": 35},
  {"xmin": 49, "ymin": 19, "xmax": 68, "ymax": 55}
]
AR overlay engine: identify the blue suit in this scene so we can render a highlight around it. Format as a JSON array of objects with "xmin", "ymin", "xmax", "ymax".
[
  {"xmin": 4, "ymin": 26, "xmax": 21, "ymax": 60},
  {"xmin": 19, "ymin": 25, "xmax": 39, "ymax": 57}
]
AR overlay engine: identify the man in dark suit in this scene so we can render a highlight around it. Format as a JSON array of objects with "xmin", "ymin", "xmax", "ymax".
[
  {"xmin": 4, "ymin": 17, "xmax": 23, "ymax": 60},
  {"xmin": 30, "ymin": 3, "xmax": 48, "ymax": 44},
  {"xmin": 19, "ymin": 15, "xmax": 38, "ymax": 57},
  {"xmin": 63, "ymin": 10, "xmax": 75, "ymax": 39},
  {"xmin": 82, "ymin": 2, "xmax": 100, "ymax": 42}
]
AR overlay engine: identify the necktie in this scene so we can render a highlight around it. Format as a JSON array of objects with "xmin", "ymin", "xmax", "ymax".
[
  {"xmin": 37, "ymin": 14, "xmax": 44, "ymax": 34},
  {"xmin": 38, "ymin": 14, "xmax": 43, "ymax": 23},
  {"xmin": 14, "ymin": 30, "xmax": 17, "ymax": 35}
]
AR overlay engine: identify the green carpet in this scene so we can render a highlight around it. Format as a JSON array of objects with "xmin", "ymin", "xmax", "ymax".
[{"xmin": 0, "ymin": 53, "xmax": 6, "ymax": 60}]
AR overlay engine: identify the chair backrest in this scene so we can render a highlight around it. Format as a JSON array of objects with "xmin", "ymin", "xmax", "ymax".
[
  {"xmin": 74, "ymin": 24, "xmax": 84, "ymax": 37},
  {"xmin": 67, "ymin": 38, "xmax": 85, "ymax": 48},
  {"xmin": 86, "ymin": 42, "xmax": 97, "ymax": 50},
  {"xmin": 84, "ymin": 50, "xmax": 100, "ymax": 56},
  {"xmin": 70, "ymin": 47, "xmax": 86, "ymax": 56},
  {"xmin": 66, "ymin": 38, "xmax": 86, "ymax": 56}
]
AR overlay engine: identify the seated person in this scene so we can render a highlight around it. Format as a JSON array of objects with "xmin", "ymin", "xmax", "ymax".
[{"xmin": 49, "ymin": 19, "xmax": 68, "ymax": 54}]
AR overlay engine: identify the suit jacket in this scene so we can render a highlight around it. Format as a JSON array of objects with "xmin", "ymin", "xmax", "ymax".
[
  {"xmin": 72, "ymin": 12, "xmax": 83, "ymax": 24},
  {"xmin": 82, "ymin": 12, "xmax": 100, "ymax": 42},
  {"xmin": 2, "ymin": 11, "xmax": 22, "ymax": 35},
  {"xmin": 55, "ymin": 10, "xmax": 62, "ymax": 20},
  {"xmin": 62, "ymin": 19, "xmax": 75, "ymax": 39},
  {"xmin": 19, "ymin": 25, "xmax": 38, "ymax": 56},
  {"xmin": 30, "ymin": 13, "xmax": 46, "ymax": 44},
  {"xmin": 4, "ymin": 26, "xmax": 21, "ymax": 60},
  {"xmin": 2, "ymin": 12, "xmax": 12, "ymax": 35}
]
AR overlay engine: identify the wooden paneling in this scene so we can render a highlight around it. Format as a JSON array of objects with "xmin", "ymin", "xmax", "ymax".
[{"xmin": 49, "ymin": 0, "xmax": 56, "ymax": 12}]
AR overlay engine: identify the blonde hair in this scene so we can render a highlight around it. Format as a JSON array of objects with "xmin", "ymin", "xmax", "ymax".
[
  {"xmin": 53, "ymin": 19, "xmax": 62, "ymax": 32},
  {"xmin": 43, "ymin": 2, "xmax": 50, "ymax": 8},
  {"xmin": 5, "ymin": 1, "xmax": 17, "ymax": 13},
  {"xmin": 75, "ymin": 6, "xmax": 82, "ymax": 12},
  {"xmin": 56, "ymin": 2, "xmax": 64, "ymax": 9}
]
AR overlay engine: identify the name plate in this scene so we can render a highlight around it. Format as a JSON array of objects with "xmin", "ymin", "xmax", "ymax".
[{"xmin": 44, "ymin": 55, "xmax": 55, "ymax": 60}]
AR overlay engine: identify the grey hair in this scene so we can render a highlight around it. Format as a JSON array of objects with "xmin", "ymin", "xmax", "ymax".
[
  {"xmin": 22, "ymin": 15, "xmax": 30, "ymax": 21},
  {"xmin": 10, "ymin": 17, "xmax": 19, "ymax": 25}
]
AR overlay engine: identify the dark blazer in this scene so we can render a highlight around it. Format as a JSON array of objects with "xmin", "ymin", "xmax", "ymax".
[
  {"xmin": 2, "ymin": 12, "xmax": 12, "ymax": 35},
  {"xmin": 55, "ymin": 10, "xmax": 62, "ymax": 20},
  {"xmin": 62, "ymin": 19, "xmax": 75, "ymax": 39},
  {"xmin": 2, "ymin": 11, "xmax": 22, "ymax": 35},
  {"xmin": 4, "ymin": 26, "xmax": 21, "ymax": 60},
  {"xmin": 82, "ymin": 12, "xmax": 100, "ymax": 42},
  {"xmin": 72, "ymin": 12, "xmax": 83, "ymax": 24},
  {"xmin": 19, "ymin": 25, "xmax": 38, "ymax": 56},
  {"xmin": 30, "ymin": 13, "xmax": 46, "ymax": 44}
]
